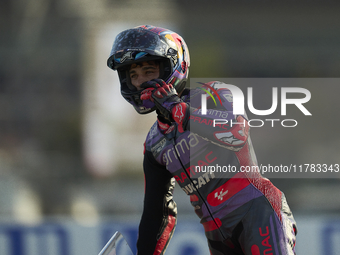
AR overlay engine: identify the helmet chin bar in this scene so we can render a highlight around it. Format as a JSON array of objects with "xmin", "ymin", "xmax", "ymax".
[{"xmin": 120, "ymin": 83, "xmax": 157, "ymax": 114}]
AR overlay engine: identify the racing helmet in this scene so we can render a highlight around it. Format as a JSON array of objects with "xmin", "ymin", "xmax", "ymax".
[{"xmin": 107, "ymin": 25, "xmax": 190, "ymax": 114}]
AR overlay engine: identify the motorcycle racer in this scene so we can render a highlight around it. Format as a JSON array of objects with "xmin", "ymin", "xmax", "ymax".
[{"xmin": 107, "ymin": 25, "xmax": 297, "ymax": 255}]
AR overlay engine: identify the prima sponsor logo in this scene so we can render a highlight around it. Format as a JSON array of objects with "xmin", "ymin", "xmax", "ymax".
[{"xmin": 163, "ymin": 133, "xmax": 199, "ymax": 166}]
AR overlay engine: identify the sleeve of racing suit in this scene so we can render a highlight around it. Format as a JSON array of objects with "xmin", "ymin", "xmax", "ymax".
[
  {"xmin": 136, "ymin": 150, "xmax": 177, "ymax": 255},
  {"xmin": 187, "ymin": 87, "xmax": 250, "ymax": 152}
]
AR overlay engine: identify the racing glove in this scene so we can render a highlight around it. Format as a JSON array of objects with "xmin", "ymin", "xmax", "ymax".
[{"xmin": 140, "ymin": 79, "xmax": 189, "ymax": 133}]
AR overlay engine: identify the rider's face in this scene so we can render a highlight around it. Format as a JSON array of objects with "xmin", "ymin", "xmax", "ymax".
[{"xmin": 129, "ymin": 61, "xmax": 160, "ymax": 90}]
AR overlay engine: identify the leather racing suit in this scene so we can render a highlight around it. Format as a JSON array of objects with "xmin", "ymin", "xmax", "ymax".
[{"xmin": 137, "ymin": 82, "xmax": 297, "ymax": 255}]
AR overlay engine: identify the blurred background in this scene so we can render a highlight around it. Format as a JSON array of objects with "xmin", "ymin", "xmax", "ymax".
[{"xmin": 1, "ymin": 0, "xmax": 340, "ymax": 254}]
